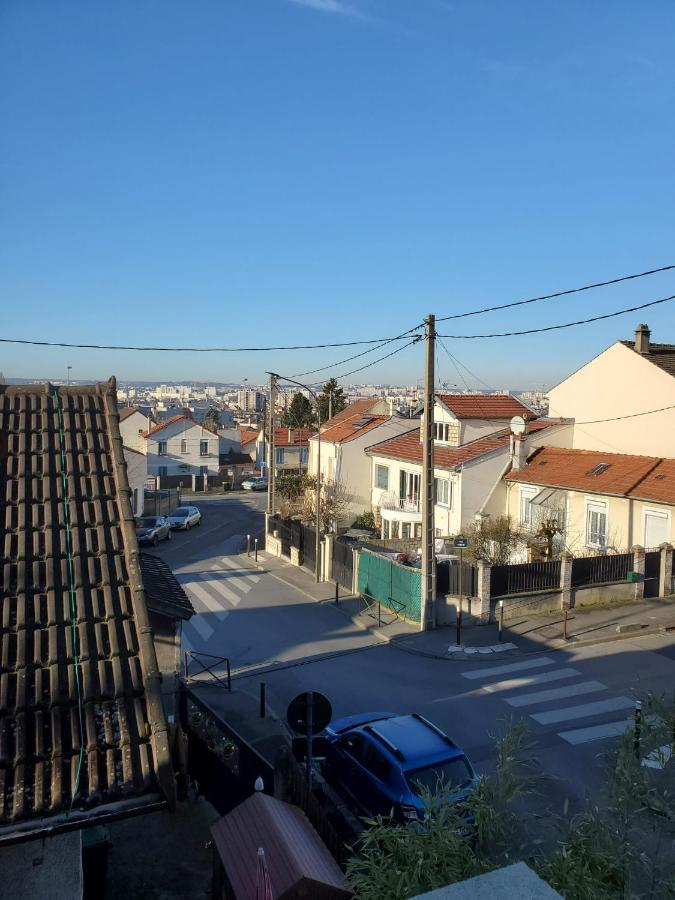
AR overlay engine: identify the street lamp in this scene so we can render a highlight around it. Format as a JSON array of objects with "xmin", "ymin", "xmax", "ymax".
[{"xmin": 268, "ymin": 372, "xmax": 322, "ymax": 583}]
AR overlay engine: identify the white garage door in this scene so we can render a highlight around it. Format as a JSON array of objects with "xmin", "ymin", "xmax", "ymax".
[{"xmin": 644, "ymin": 510, "xmax": 669, "ymax": 548}]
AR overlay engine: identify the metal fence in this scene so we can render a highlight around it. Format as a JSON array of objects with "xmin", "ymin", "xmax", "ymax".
[
  {"xmin": 439, "ymin": 561, "xmax": 478, "ymax": 597},
  {"xmin": 143, "ymin": 489, "xmax": 180, "ymax": 517},
  {"xmin": 333, "ymin": 539, "xmax": 354, "ymax": 592},
  {"xmin": 571, "ymin": 552, "xmax": 632, "ymax": 587},
  {"xmin": 357, "ymin": 550, "xmax": 422, "ymax": 623},
  {"xmin": 491, "ymin": 559, "xmax": 561, "ymax": 597},
  {"xmin": 301, "ymin": 525, "xmax": 317, "ymax": 573}
]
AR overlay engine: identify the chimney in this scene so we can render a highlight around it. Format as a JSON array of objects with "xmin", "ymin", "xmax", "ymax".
[
  {"xmin": 634, "ymin": 323, "xmax": 651, "ymax": 355},
  {"xmin": 511, "ymin": 434, "xmax": 528, "ymax": 471}
]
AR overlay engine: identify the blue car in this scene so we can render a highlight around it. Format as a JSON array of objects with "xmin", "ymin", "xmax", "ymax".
[{"xmin": 323, "ymin": 712, "xmax": 477, "ymax": 821}]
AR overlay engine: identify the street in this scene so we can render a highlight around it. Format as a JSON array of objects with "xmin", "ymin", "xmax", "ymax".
[{"xmin": 148, "ymin": 494, "xmax": 675, "ymax": 809}]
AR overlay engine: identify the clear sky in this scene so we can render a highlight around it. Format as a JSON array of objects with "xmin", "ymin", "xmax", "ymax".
[{"xmin": 1, "ymin": 0, "xmax": 674, "ymax": 390}]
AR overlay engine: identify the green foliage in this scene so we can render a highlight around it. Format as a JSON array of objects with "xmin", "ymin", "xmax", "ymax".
[
  {"xmin": 275, "ymin": 474, "xmax": 309, "ymax": 502},
  {"xmin": 317, "ymin": 378, "xmax": 347, "ymax": 423},
  {"xmin": 465, "ymin": 516, "xmax": 524, "ymax": 565},
  {"xmin": 202, "ymin": 407, "xmax": 221, "ymax": 433},
  {"xmin": 352, "ymin": 511, "xmax": 376, "ymax": 530},
  {"xmin": 281, "ymin": 392, "xmax": 316, "ymax": 428}
]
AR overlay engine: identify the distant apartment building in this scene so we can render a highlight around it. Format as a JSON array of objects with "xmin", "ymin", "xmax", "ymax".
[{"xmin": 237, "ymin": 389, "xmax": 264, "ymax": 412}]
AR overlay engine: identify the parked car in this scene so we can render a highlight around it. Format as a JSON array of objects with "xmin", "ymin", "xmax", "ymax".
[
  {"xmin": 241, "ymin": 476, "xmax": 268, "ymax": 491},
  {"xmin": 323, "ymin": 712, "xmax": 477, "ymax": 821},
  {"xmin": 136, "ymin": 516, "xmax": 172, "ymax": 545},
  {"xmin": 166, "ymin": 506, "xmax": 202, "ymax": 530}
]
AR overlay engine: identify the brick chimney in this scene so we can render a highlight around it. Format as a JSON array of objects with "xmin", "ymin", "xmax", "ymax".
[{"xmin": 634, "ymin": 323, "xmax": 651, "ymax": 355}]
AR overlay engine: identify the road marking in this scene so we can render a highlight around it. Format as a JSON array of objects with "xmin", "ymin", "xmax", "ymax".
[
  {"xmin": 189, "ymin": 616, "xmax": 214, "ymax": 641},
  {"xmin": 197, "ymin": 574, "xmax": 242, "ymax": 606},
  {"xmin": 461, "ymin": 657, "xmax": 556, "ymax": 681},
  {"xmin": 210, "ymin": 564, "xmax": 252, "ymax": 594},
  {"xmin": 532, "ymin": 696, "xmax": 635, "ymax": 726},
  {"xmin": 220, "ymin": 556, "xmax": 261, "ymax": 582},
  {"xmin": 183, "ymin": 580, "xmax": 233, "ymax": 615},
  {"xmin": 559, "ymin": 719, "xmax": 632, "ymax": 745},
  {"xmin": 506, "ymin": 680, "xmax": 607, "ymax": 708},
  {"xmin": 481, "ymin": 667, "xmax": 580, "ymax": 693}
]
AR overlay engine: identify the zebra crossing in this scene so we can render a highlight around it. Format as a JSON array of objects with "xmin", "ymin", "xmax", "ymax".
[
  {"xmin": 180, "ymin": 554, "xmax": 260, "ymax": 649},
  {"xmin": 461, "ymin": 657, "xmax": 634, "ymax": 746}
]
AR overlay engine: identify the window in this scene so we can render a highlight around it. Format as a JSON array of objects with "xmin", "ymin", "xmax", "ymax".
[
  {"xmin": 434, "ymin": 477, "xmax": 450, "ymax": 507},
  {"xmin": 519, "ymin": 487, "xmax": 538, "ymax": 527},
  {"xmin": 300, "ymin": 447, "xmax": 308, "ymax": 464},
  {"xmin": 200, "ymin": 440, "xmax": 209, "ymax": 457},
  {"xmin": 400, "ymin": 470, "xmax": 420, "ymax": 505},
  {"xmin": 644, "ymin": 509, "xmax": 669, "ymax": 547},
  {"xmin": 414, "ymin": 522, "xmax": 422, "ymax": 539},
  {"xmin": 276, "ymin": 447, "xmax": 285, "ymax": 465},
  {"xmin": 361, "ymin": 744, "xmax": 392, "ymax": 782},
  {"xmin": 375, "ymin": 464, "xmax": 389, "ymax": 491},
  {"xmin": 158, "ymin": 465, "xmax": 168, "ymax": 477},
  {"xmin": 586, "ymin": 500, "xmax": 608, "ymax": 548},
  {"xmin": 434, "ymin": 422, "xmax": 450, "ymax": 442},
  {"xmin": 158, "ymin": 441, "xmax": 167, "ymax": 456},
  {"xmin": 181, "ymin": 439, "xmax": 188, "ymax": 454}
]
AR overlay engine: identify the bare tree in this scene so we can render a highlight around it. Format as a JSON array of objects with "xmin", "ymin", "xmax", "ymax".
[
  {"xmin": 300, "ymin": 477, "xmax": 352, "ymax": 533},
  {"xmin": 466, "ymin": 516, "xmax": 525, "ymax": 565}
]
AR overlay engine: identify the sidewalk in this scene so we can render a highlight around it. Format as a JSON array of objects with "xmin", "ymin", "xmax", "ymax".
[{"xmin": 243, "ymin": 550, "xmax": 675, "ymax": 661}]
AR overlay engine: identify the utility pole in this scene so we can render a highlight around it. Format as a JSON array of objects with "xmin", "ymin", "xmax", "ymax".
[
  {"xmin": 421, "ymin": 314, "xmax": 436, "ymax": 631},
  {"xmin": 328, "ymin": 390, "xmax": 333, "ymax": 422},
  {"xmin": 267, "ymin": 373, "xmax": 277, "ymax": 516}
]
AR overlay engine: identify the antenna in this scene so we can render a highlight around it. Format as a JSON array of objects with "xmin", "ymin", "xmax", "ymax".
[{"xmin": 510, "ymin": 415, "xmax": 527, "ymax": 436}]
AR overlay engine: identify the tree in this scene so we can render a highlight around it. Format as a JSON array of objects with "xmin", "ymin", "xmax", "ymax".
[
  {"xmin": 465, "ymin": 516, "xmax": 524, "ymax": 565},
  {"xmin": 203, "ymin": 407, "xmax": 221, "ymax": 433},
  {"xmin": 280, "ymin": 392, "xmax": 316, "ymax": 428},
  {"xmin": 317, "ymin": 378, "xmax": 347, "ymax": 424},
  {"xmin": 300, "ymin": 476, "xmax": 351, "ymax": 532}
]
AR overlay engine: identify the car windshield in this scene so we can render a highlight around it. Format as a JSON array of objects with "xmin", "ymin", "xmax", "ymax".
[
  {"xmin": 138, "ymin": 518, "xmax": 159, "ymax": 527},
  {"xmin": 405, "ymin": 757, "xmax": 473, "ymax": 796},
  {"xmin": 173, "ymin": 508, "xmax": 190, "ymax": 515}
]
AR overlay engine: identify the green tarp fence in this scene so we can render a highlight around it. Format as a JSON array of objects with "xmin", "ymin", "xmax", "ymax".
[{"xmin": 357, "ymin": 549, "xmax": 422, "ymax": 623}]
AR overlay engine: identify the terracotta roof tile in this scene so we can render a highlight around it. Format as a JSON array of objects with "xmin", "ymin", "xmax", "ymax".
[
  {"xmin": 631, "ymin": 459, "xmax": 675, "ymax": 504},
  {"xmin": 0, "ymin": 380, "xmax": 175, "ymax": 837},
  {"xmin": 145, "ymin": 414, "xmax": 218, "ymax": 437},
  {"xmin": 436, "ymin": 394, "xmax": 536, "ymax": 420},
  {"xmin": 273, "ymin": 428, "xmax": 312, "ymax": 447},
  {"xmin": 239, "ymin": 428, "xmax": 259, "ymax": 447},
  {"xmin": 322, "ymin": 398, "xmax": 383, "ymax": 427},
  {"xmin": 140, "ymin": 553, "xmax": 194, "ymax": 621},
  {"xmin": 367, "ymin": 420, "xmax": 554, "ymax": 468},
  {"xmin": 505, "ymin": 446, "xmax": 666, "ymax": 499},
  {"xmin": 317, "ymin": 415, "xmax": 389, "ymax": 444}
]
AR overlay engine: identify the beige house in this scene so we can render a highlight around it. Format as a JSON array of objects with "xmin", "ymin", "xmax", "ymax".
[
  {"xmin": 505, "ymin": 446, "xmax": 675, "ymax": 553},
  {"xmin": 118, "ymin": 406, "xmax": 151, "ymax": 453},
  {"xmin": 548, "ymin": 323, "xmax": 675, "ymax": 457}
]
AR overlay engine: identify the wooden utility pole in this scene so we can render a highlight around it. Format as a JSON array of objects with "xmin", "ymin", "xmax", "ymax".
[
  {"xmin": 420, "ymin": 314, "xmax": 436, "ymax": 631},
  {"xmin": 267, "ymin": 373, "xmax": 277, "ymax": 516}
]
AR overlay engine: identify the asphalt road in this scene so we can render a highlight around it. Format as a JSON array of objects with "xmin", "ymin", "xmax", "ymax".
[{"xmin": 147, "ymin": 494, "xmax": 675, "ymax": 810}]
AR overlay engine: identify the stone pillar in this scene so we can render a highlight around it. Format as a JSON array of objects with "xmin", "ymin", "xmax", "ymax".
[
  {"xmin": 559, "ymin": 552, "xmax": 574, "ymax": 610},
  {"xmin": 290, "ymin": 546, "xmax": 303, "ymax": 567},
  {"xmin": 659, "ymin": 542, "xmax": 673, "ymax": 598},
  {"xmin": 352, "ymin": 547, "xmax": 360, "ymax": 595},
  {"xmin": 264, "ymin": 512, "xmax": 270, "ymax": 551},
  {"xmin": 476, "ymin": 559, "xmax": 491, "ymax": 624},
  {"xmin": 323, "ymin": 533, "xmax": 334, "ymax": 583},
  {"xmin": 631, "ymin": 545, "xmax": 646, "ymax": 600}
]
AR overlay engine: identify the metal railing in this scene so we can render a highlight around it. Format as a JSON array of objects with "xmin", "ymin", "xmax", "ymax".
[
  {"xmin": 491, "ymin": 559, "xmax": 561, "ymax": 597},
  {"xmin": 381, "ymin": 496, "xmax": 420, "ymax": 512},
  {"xmin": 183, "ymin": 650, "xmax": 231, "ymax": 691},
  {"xmin": 571, "ymin": 552, "xmax": 632, "ymax": 587}
]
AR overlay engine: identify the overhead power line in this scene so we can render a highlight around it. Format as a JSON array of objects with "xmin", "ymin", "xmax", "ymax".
[
  {"xmin": 289, "ymin": 324, "xmax": 424, "ymax": 379},
  {"xmin": 436, "ymin": 263, "xmax": 675, "ymax": 323},
  {"xmin": 0, "ymin": 333, "xmax": 417, "ymax": 353},
  {"xmin": 279, "ymin": 337, "xmax": 421, "ymax": 389},
  {"xmin": 569, "ymin": 403, "xmax": 675, "ymax": 426},
  {"xmin": 438, "ymin": 294, "xmax": 675, "ymax": 339}
]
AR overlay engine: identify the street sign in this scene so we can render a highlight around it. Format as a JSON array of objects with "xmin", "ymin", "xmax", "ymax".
[
  {"xmin": 287, "ymin": 692, "xmax": 332, "ymax": 735},
  {"xmin": 453, "ymin": 535, "xmax": 469, "ymax": 549}
]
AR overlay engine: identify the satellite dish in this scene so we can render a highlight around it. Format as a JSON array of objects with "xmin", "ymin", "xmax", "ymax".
[{"xmin": 510, "ymin": 415, "xmax": 527, "ymax": 436}]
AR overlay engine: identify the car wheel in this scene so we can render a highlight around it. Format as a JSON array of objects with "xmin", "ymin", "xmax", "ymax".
[
  {"xmin": 166, "ymin": 530, "xmax": 172, "ymax": 541},
  {"xmin": 152, "ymin": 535, "xmax": 159, "ymax": 546},
  {"xmin": 196, "ymin": 518, "xmax": 201, "ymax": 527}
]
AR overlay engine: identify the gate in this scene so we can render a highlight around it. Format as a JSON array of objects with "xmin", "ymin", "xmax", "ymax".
[
  {"xmin": 300, "ymin": 524, "xmax": 317, "ymax": 573},
  {"xmin": 441, "ymin": 562, "xmax": 477, "ymax": 597},
  {"xmin": 333, "ymin": 539, "xmax": 354, "ymax": 592},
  {"xmin": 644, "ymin": 549, "xmax": 661, "ymax": 598}
]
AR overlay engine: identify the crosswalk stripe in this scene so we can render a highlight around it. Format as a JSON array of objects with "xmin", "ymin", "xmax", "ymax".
[
  {"xmin": 220, "ymin": 556, "xmax": 260, "ymax": 582},
  {"xmin": 482, "ymin": 667, "xmax": 580, "ymax": 694},
  {"xmin": 532, "ymin": 696, "xmax": 635, "ymax": 726},
  {"xmin": 559, "ymin": 719, "xmax": 632, "ymax": 745},
  {"xmin": 506, "ymin": 680, "xmax": 607, "ymax": 708},
  {"xmin": 197, "ymin": 575, "xmax": 241, "ymax": 606},
  {"xmin": 461, "ymin": 658, "xmax": 556, "ymax": 681},
  {"xmin": 210, "ymin": 564, "xmax": 252, "ymax": 594},
  {"xmin": 189, "ymin": 615, "xmax": 214, "ymax": 641},
  {"xmin": 185, "ymin": 580, "xmax": 232, "ymax": 615}
]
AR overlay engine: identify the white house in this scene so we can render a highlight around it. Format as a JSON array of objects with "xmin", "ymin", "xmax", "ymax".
[
  {"xmin": 118, "ymin": 407, "xmax": 151, "ymax": 454},
  {"xmin": 422, "ymin": 393, "xmax": 537, "ymax": 446},
  {"xmin": 548, "ymin": 323, "xmax": 675, "ymax": 457},
  {"xmin": 123, "ymin": 446, "xmax": 147, "ymax": 517},
  {"xmin": 145, "ymin": 414, "xmax": 220, "ymax": 478}
]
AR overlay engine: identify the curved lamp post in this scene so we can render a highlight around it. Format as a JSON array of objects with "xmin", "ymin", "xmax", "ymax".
[{"xmin": 267, "ymin": 372, "xmax": 322, "ymax": 583}]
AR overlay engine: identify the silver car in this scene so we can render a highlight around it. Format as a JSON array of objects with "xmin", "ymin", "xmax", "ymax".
[
  {"xmin": 166, "ymin": 506, "xmax": 202, "ymax": 530},
  {"xmin": 241, "ymin": 476, "xmax": 268, "ymax": 492}
]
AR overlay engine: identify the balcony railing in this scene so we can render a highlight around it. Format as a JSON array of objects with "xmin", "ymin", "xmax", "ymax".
[{"xmin": 381, "ymin": 495, "xmax": 420, "ymax": 512}]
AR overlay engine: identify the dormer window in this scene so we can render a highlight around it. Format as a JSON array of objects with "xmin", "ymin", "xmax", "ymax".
[{"xmin": 434, "ymin": 423, "xmax": 451, "ymax": 442}]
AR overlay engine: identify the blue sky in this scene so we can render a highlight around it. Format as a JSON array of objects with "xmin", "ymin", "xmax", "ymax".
[{"xmin": 1, "ymin": 0, "xmax": 674, "ymax": 388}]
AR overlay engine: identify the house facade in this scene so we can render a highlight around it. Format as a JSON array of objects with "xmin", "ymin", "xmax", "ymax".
[
  {"xmin": 505, "ymin": 446, "xmax": 675, "ymax": 553},
  {"xmin": 426, "ymin": 393, "xmax": 537, "ymax": 446},
  {"xmin": 118, "ymin": 406, "xmax": 151, "ymax": 453},
  {"xmin": 145, "ymin": 414, "xmax": 220, "ymax": 478},
  {"xmin": 548, "ymin": 324, "xmax": 675, "ymax": 457},
  {"xmin": 259, "ymin": 427, "xmax": 312, "ymax": 476},
  {"xmin": 124, "ymin": 446, "xmax": 147, "ymax": 516}
]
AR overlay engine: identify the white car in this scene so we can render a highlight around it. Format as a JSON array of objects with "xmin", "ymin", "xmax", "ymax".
[
  {"xmin": 166, "ymin": 506, "xmax": 202, "ymax": 530},
  {"xmin": 241, "ymin": 476, "xmax": 268, "ymax": 491}
]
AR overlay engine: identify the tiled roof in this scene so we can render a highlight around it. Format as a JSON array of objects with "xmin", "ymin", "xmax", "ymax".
[
  {"xmin": 505, "ymin": 446, "xmax": 669, "ymax": 500},
  {"xmin": 322, "ymin": 398, "xmax": 382, "ymax": 427},
  {"xmin": 620, "ymin": 340, "xmax": 675, "ymax": 378},
  {"xmin": 436, "ymin": 394, "xmax": 536, "ymax": 420},
  {"xmin": 316, "ymin": 415, "xmax": 389, "ymax": 444},
  {"xmin": 273, "ymin": 428, "xmax": 312, "ymax": 447},
  {"xmin": 0, "ymin": 380, "xmax": 176, "ymax": 837},
  {"xmin": 140, "ymin": 553, "xmax": 194, "ymax": 621},
  {"xmin": 367, "ymin": 420, "xmax": 554, "ymax": 468},
  {"xmin": 118, "ymin": 407, "xmax": 144, "ymax": 422},
  {"xmin": 239, "ymin": 428, "xmax": 259, "ymax": 447},
  {"xmin": 145, "ymin": 414, "xmax": 218, "ymax": 438}
]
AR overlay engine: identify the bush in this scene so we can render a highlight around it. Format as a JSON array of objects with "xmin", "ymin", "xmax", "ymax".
[{"xmin": 352, "ymin": 511, "xmax": 376, "ymax": 530}]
